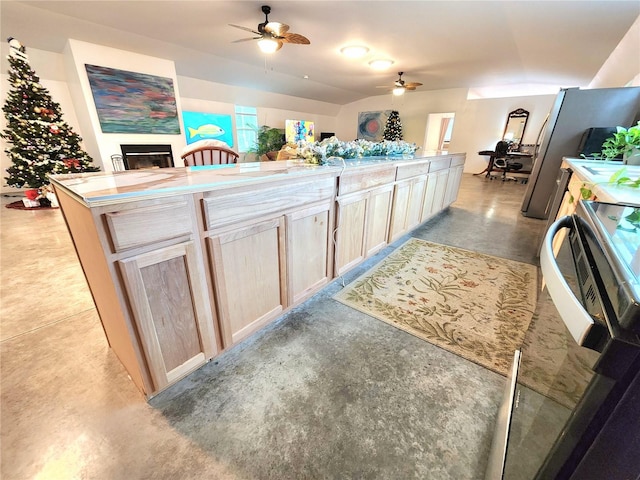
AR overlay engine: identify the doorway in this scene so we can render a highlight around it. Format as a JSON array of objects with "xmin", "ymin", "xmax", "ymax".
[{"xmin": 424, "ymin": 113, "xmax": 455, "ymax": 152}]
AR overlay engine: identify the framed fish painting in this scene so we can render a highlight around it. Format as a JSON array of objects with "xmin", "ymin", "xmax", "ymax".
[
  {"xmin": 85, "ymin": 64, "xmax": 181, "ymax": 134},
  {"xmin": 182, "ymin": 111, "xmax": 234, "ymax": 147}
]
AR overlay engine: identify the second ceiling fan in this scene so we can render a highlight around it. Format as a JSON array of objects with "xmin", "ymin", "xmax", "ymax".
[
  {"xmin": 378, "ymin": 72, "xmax": 423, "ymax": 95},
  {"xmin": 229, "ymin": 5, "xmax": 310, "ymax": 53}
]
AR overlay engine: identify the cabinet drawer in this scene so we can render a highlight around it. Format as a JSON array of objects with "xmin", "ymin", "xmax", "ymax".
[
  {"xmin": 429, "ymin": 158, "xmax": 451, "ymax": 172},
  {"xmin": 395, "ymin": 160, "xmax": 431, "ymax": 180},
  {"xmin": 105, "ymin": 201, "xmax": 192, "ymax": 252},
  {"xmin": 450, "ymin": 155, "xmax": 465, "ymax": 167},
  {"xmin": 338, "ymin": 165, "xmax": 396, "ymax": 195},
  {"xmin": 203, "ymin": 177, "xmax": 335, "ymax": 230}
]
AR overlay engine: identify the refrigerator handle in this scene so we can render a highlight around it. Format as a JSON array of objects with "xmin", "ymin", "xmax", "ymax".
[{"xmin": 534, "ymin": 113, "xmax": 550, "ymax": 159}]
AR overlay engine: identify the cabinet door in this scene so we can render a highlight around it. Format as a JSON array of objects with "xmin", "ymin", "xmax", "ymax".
[
  {"xmin": 364, "ymin": 184, "xmax": 394, "ymax": 257},
  {"xmin": 421, "ymin": 173, "xmax": 438, "ymax": 222},
  {"xmin": 431, "ymin": 169, "xmax": 450, "ymax": 216},
  {"xmin": 286, "ymin": 201, "xmax": 333, "ymax": 305},
  {"xmin": 118, "ymin": 241, "xmax": 217, "ymax": 392},
  {"xmin": 444, "ymin": 165, "xmax": 464, "ymax": 206},
  {"xmin": 405, "ymin": 175, "xmax": 428, "ymax": 231},
  {"xmin": 388, "ymin": 178, "xmax": 412, "ymax": 243},
  {"xmin": 208, "ymin": 217, "xmax": 286, "ymax": 347},
  {"xmin": 334, "ymin": 191, "xmax": 368, "ymax": 276}
]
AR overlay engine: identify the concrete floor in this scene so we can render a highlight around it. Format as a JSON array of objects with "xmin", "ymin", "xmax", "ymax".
[{"xmin": 1, "ymin": 173, "xmax": 547, "ymax": 479}]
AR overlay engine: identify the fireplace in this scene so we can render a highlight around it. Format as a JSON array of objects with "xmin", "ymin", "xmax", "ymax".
[{"xmin": 120, "ymin": 144, "xmax": 174, "ymax": 170}]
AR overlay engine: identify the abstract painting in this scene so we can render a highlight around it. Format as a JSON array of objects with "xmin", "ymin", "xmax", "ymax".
[
  {"xmin": 285, "ymin": 120, "xmax": 315, "ymax": 144},
  {"xmin": 85, "ymin": 64, "xmax": 181, "ymax": 134},
  {"xmin": 182, "ymin": 111, "xmax": 234, "ymax": 146},
  {"xmin": 357, "ymin": 110, "xmax": 391, "ymax": 141}
]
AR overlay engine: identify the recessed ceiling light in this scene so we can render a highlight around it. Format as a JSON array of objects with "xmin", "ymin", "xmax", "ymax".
[
  {"xmin": 303, "ymin": 75, "xmax": 309, "ymax": 79},
  {"xmin": 369, "ymin": 59, "xmax": 394, "ymax": 70},
  {"xmin": 340, "ymin": 45, "xmax": 369, "ymax": 58}
]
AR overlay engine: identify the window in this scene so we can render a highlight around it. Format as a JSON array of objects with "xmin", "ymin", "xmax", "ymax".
[{"xmin": 235, "ymin": 105, "xmax": 258, "ymax": 153}]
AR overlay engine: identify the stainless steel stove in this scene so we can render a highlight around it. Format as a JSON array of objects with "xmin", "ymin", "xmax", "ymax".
[{"xmin": 486, "ymin": 200, "xmax": 640, "ymax": 480}]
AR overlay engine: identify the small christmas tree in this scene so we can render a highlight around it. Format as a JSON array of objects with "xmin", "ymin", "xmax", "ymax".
[
  {"xmin": 383, "ymin": 110, "xmax": 403, "ymax": 141},
  {"xmin": 2, "ymin": 38, "xmax": 99, "ymax": 191}
]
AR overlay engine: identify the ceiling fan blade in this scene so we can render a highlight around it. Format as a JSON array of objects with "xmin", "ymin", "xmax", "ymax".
[
  {"xmin": 280, "ymin": 33, "xmax": 310, "ymax": 45},
  {"xmin": 229, "ymin": 24, "xmax": 261, "ymax": 35},
  {"xmin": 276, "ymin": 40, "xmax": 284, "ymax": 51},
  {"xmin": 231, "ymin": 37, "xmax": 262, "ymax": 43},
  {"xmin": 265, "ymin": 22, "xmax": 290, "ymax": 36},
  {"xmin": 405, "ymin": 86, "xmax": 417, "ymax": 91},
  {"xmin": 405, "ymin": 82, "xmax": 423, "ymax": 88}
]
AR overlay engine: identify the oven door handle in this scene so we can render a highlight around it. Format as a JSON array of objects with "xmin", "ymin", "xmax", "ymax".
[{"xmin": 540, "ymin": 215, "xmax": 595, "ymax": 346}]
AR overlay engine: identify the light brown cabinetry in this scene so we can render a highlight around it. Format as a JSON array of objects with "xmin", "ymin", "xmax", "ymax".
[
  {"xmin": 286, "ymin": 200, "xmax": 334, "ymax": 304},
  {"xmin": 208, "ymin": 217, "xmax": 287, "ymax": 347},
  {"xmin": 444, "ymin": 156, "xmax": 465, "ymax": 207},
  {"xmin": 389, "ymin": 175, "xmax": 428, "ymax": 242},
  {"xmin": 203, "ymin": 174, "xmax": 337, "ymax": 348},
  {"xmin": 334, "ymin": 165, "xmax": 396, "ymax": 276},
  {"xmin": 52, "ymin": 155, "xmax": 465, "ymax": 398},
  {"xmin": 364, "ymin": 184, "xmax": 394, "ymax": 257},
  {"xmin": 118, "ymin": 241, "xmax": 217, "ymax": 391}
]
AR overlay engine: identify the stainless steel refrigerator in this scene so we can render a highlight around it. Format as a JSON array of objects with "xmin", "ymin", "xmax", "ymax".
[{"xmin": 520, "ymin": 87, "xmax": 640, "ymax": 219}]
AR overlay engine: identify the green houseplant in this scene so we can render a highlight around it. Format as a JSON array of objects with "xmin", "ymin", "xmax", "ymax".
[
  {"xmin": 599, "ymin": 121, "xmax": 640, "ymax": 164},
  {"xmin": 252, "ymin": 126, "xmax": 285, "ymax": 160}
]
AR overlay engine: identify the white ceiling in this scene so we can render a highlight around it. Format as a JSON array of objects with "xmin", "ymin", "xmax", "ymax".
[{"xmin": 2, "ymin": 1, "xmax": 639, "ymax": 105}]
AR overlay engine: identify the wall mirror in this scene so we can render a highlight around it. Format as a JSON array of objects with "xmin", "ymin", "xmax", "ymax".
[{"xmin": 503, "ymin": 108, "xmax": 529, "ymax": 149}]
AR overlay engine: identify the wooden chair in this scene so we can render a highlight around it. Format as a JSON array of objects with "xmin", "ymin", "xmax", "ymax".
[{"xmin": 181, "ymin": 145, "xmax": 239, "ymax": 166}]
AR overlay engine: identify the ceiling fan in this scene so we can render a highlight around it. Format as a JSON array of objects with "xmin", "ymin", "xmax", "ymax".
[
  {"xmin": 229, "ymin": 5, "xmax": 310, "ymax": 54},
  {"xmin": 378, "ymin": 72, "xmax": 423, "ymax": 95}
]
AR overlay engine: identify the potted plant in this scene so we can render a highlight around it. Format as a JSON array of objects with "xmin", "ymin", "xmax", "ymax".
[
  {"xmin": 251, "ymin": 126, "xmax": 285, "ymax": 161},
  {"xmin": 600, "ymin": 121, "xmax": 640, "ymax": 165}
]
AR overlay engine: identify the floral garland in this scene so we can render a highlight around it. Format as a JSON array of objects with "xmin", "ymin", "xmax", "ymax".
[{"xmin": 296, "ymin": 136, "xmax": 419, "ymax": 164}]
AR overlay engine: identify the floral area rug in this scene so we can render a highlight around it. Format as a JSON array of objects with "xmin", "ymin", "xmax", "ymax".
[{"xmin": 334, "ymin": 238, "xmax": 538, "ymax": 377}]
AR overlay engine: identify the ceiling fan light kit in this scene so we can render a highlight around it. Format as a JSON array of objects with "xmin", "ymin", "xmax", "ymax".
[
  {"xmin": 369, "ymin": 59, "xmax": 394, "ymax": 70},
  {"xmin": 230, "ymin": 5, "xmax": 310, "ymax": 54},
  {"xmin": 258, "ymin": 37, "xmax": 279, "ymax": 54},
  {"xmin": 393, "ymin": 86, "xmax": 406, "ymax": 96}
]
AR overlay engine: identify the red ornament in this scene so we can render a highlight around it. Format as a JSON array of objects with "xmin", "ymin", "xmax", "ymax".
[
  {"xmin": 63, "ymin": 158, "xmax": 80, "ymax": 169},
  {"xmin": 25, "ymin": 189, "xmax": 39, "ymax": 200}
]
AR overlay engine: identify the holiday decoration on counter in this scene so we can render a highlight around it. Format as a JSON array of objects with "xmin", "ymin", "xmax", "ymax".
[
  {"xmin": 383, "ymin": 110, "xmax": 403, "ymax": 141},
  {"xmin": 296, "ymin": 136, "xmax": 419, "ymax": 164},
  {"xmin": 2, "ymin": 37, "xmax": 99, "ymax": 199}
]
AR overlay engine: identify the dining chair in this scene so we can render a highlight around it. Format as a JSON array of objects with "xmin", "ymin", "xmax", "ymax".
[{"xmin": 181, "ymin": 145, "xmax": 239, "ymax": 166}]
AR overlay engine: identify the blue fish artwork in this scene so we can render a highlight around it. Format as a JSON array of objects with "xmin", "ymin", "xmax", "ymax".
[
  {"xmin": 188, "ymin": 124, "xmax": 225, "ymax": 139},
  {"xmin": 182, "ymin": 111, "xmax": 234, "ymax": 146}
]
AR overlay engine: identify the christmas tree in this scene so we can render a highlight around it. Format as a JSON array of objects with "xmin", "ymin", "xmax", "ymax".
[
  {"xmin": 2, "ymin": 38, "xmax": 99, "ymax": 190},
  {"xmin": 383, "ymin": 110, "xmax": 403, "ymax": 141}
]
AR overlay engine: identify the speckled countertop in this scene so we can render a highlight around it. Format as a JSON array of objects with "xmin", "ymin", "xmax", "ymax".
[
  {"xmin": 49, "ymin": 161, "xmax": 341, "ymax": 207},
  {"xmin": 49, "ymin": 153, "xmax": 462, "ymax": 207}
]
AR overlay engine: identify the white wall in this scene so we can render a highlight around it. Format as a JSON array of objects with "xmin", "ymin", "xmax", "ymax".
[
  {"xmin": 589, "ymin": 14, "xmax": 640, "ymax": 88},
  {"xmin": 64, "ymin": 39, "xmax": 186, "ymax": 171},
  {"xmin": 450, "ymin": 95, "xmax": 556, "ymax": 173},
  {"xmin": 178, "ymin": 76, "xmax": 339, "ymax": 161},
  {"xmin": 335, "ymin": 89, "xmax": 556, "ymax": 173},
  {"xmin": 3, "ymin": 35, "xmax": 633, "ymax": 192}
]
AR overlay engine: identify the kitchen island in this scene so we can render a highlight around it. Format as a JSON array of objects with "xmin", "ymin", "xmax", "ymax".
[{"xmin": 50, "ymin": 153, "xmax": 465, "ymax": 397}]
